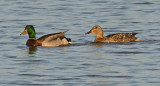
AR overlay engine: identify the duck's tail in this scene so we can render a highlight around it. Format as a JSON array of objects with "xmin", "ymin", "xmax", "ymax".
[
  {"xmin": 66, "ymin": 38, "xmax": 71, "ymax": 42},
  {"xmin": 65, "ymin": 37, "xmax": 74, "ymax": 44},
  {"xmin": 135, "ymin": 38, "xmax": 143, "ymax": 42},
  {"xmin": 63, "ymin": 30, "xmax": 74, "ymax": 44},
  {"xmin": 63, "ymin": 30, "xmax": 69, "ymax": 33}
]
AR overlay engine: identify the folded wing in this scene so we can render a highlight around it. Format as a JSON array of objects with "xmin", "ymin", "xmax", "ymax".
[
  {"xmin": 37, "ymin": 32, "xmax": 70, "ymax": 46},
  {"xmin": 106, "ymin": 33, "xmax": 138, "ymax": 42}
]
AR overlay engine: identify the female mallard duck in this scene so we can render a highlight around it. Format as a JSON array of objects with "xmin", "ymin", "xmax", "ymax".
[
  {"xmin": 85, "ymin": 25, "xmax": 141, "ymax": 42},
  {"xmin": 20, "ymin": 25, "xmax": 71, "ymax": 47}
]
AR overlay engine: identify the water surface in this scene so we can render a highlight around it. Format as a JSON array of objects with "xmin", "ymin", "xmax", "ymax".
[{"xmin": 0, "ymin": 0, "xmax": 160, "ymax": 86}]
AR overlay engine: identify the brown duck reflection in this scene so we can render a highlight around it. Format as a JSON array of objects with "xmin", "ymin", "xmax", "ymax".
[{"xmin": 28, "ymin": 46, "xmax": 37, "ymax": 54}]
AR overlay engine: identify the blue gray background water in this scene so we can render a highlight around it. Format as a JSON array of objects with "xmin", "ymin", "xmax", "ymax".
[{"xmin": 0, "ymin": 0, "xmax": 160, "ymax": 86}]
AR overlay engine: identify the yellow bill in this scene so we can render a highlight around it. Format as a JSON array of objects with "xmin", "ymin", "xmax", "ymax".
[{"xmin": 20, "ymin": 29, "xmax": 28, "ymax": 35}]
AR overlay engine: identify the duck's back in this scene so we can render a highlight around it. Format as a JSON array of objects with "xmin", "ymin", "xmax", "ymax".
[
  {"xmin": 37, "ymin": 32, "xmax": 65, "ymax": 42},
  {"xmin": 104, "ymin": 33, "xmax": 138, "ymax": 42},
  {"xmin": 37, "ymin": 32, "xmax": 70, "ymax": 46}
]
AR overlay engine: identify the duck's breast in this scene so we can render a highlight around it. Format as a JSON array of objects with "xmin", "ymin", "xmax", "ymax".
[{"xmin": 26, "ymin": 39, "xmax": 41, "ymax": 46}]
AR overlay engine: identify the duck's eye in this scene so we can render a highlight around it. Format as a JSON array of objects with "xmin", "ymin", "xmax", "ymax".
[{"xmin": 93, "ymin": 27, "xmax": 97, "ymax": 29}]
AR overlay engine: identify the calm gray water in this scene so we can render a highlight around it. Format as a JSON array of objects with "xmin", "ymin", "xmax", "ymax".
[{"xmin": 1, "ymin": 0, "xmax": 160, "ymax": 86}]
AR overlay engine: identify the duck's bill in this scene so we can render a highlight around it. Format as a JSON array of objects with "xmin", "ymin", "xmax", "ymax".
[
  {"xmin": 20, "ymin": 30, "xmax": 28, "ymax": 35},
  {"xmin": 85, "ymin": 31, "xmax": 92, "ymax": 35}
]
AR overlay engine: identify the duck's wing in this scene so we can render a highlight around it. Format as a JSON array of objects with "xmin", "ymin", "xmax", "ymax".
[
  {"xmin": 37, "ymin": 32, "xmax": 66, "ymax": 42},
  {"xmin": 105, "ymin": 33, "xmax": 138, "ymax": 42},
  {"xmin": 37, "ymin": 31, "xmax": 71, "ymax": 46},
  {"xmin": 106, "ymin": 33, "xmax": 137, "ymax": 38}
]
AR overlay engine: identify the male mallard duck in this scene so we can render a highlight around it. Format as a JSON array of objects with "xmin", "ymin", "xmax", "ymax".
[
  {"xmin": 20, "ymin": 25, "xmax": 71, "ymax": 47},
  {"xmin": 85, "ymin": 25, "xmax": 141, "ymax": 42}
]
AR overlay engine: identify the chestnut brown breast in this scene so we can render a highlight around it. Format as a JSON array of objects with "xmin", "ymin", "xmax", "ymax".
[{"xmin": 26, "ymin": 39, "xmax": 42, "ymax": 46}]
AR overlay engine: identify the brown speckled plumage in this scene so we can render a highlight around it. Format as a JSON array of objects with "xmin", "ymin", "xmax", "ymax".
[{"xmin": 86, "ymin": 25, "xmax": 141, "ymax": 42}]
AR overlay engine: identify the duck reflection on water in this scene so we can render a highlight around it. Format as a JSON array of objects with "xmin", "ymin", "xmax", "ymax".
[{"xmin": 28, "ymin": 46, "xmax": 37, "ymax": 54}]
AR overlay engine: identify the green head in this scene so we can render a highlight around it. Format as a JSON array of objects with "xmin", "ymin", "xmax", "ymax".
[{"xmin": 20, "ymin": 25, "xmax": 36, "ymax": 39}]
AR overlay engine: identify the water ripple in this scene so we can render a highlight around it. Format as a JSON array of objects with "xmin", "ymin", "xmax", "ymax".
[
  {"xmin": 133, "ymin": 2, "xmax": 154, "ymax": 5},
  {"xmin": 1, "ymin": 0, "xmax": 160, "ymax": 86},
  {"xmin": 79, "ymin": 75, "xmax": 133, "ymax": 78},
  {"xmin": 112, "ymin": 51, "xmax": 150, "ymax": 54}
]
